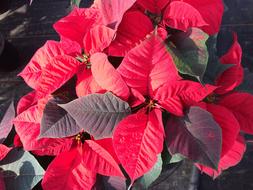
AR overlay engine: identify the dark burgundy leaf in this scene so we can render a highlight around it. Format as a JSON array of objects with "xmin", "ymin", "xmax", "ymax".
[
  {"xmin": 40, "ymin": 98, "xmax": 81, "ymax": 138},
  {"xmin": 93, "ymin": 175, "xmax": 126, "ymax": 190},
  {"xmin": 165, "ymin": 106, "xmax": 222, "ymax": 169},
  {"xmin": 60, "ymin": 92, "xmax": 131, "ymax": 139}
]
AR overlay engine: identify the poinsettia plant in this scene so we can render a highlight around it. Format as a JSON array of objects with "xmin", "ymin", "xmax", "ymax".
[{"xmin": 1, "ymin": 0, "xmax": 253, "ymax": 189}]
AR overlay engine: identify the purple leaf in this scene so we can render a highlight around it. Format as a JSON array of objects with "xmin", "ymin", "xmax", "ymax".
[
  {"xmin": 60, "ymin": 92, "xmax": 131, "ymax": 139},
  {"xmin": 0, "ymin": 101, "xmax": 15, "ymax": 144},
  {"xmin": 40, "ymin": 98, "xmax": 81, "ymax": 138},
  {"xmin": 165, "ymin": 106, "xmax": 222, "ymax": 169}
]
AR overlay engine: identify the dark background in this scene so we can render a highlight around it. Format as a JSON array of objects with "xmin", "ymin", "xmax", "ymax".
[{"xmin": 0, "ymin": 0, "xmax": 252, "ymax": 190}]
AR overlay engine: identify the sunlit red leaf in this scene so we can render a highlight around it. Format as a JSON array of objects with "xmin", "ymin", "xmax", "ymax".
[
  {"xmin": 137, "ymin": 0, "xmax": 170, "ymax": 13},
  {"xmin": 117, "ymin": 35, "xmax": 180, "ymax": 97},
  {"xmin": 113, "ymin": 109, "xmax": 164, "ymax": 181},
  {"xmin": 196, "ymin": 135, "xmax": 246, "ymax": 178},
  {"xmin": 83, "ymin": 25, "xmax": 115, "ymax": 54},
  {"xmin": 163, "ymin": 1, "xmax": 207, "ymax": 32},
  {"xmin": 17, "ymin": 91, "xmax": 37, "ymax": 115},
  {"xmin": 36, "ymin": 55, "xmax": 82, "ymax": 99},
  {"xmin": 76, "ymin": 66, "xmax": 103, "ymax": 97},
  {"xmin": 42, "ymin": 147, "xmax": 96, "ymax": 190},
  {"xmin": 215, "ymin": 33, "xmax": 243, "ymax": 94},
  {"xmin": 155, "ymin": 81, "xmax": 215, "ymax": 116},
  {"xmin": 91, "ymin": 53, "xmax": 130, "ymax": 100},
  {"xmin": 219, "ymin": 92, "xmax": 253, "ymax": 135},
  {"xmin": 93, "ymin": 0, "xmax": 136, "ymax": 29},
  {"xmin": 83, "ymin": 140, "xmax": 124, "ymax": 177},
  {"xmin": 19, "ymin": 40, "xmax": 80, "ymax": 89},
  {"xmin": 54, "ymin": 8, "xmax": 101, "ymax": 46},
  {"xmin": 108, "ymin": 11, "xmax": 154, "ymax": 56},
  {"xmin": 0, "ymin": 144, "xmax": 11, "ymax": 161},
  {"xmin": 179, "ymin": 0, "xmax": 224, "ymax": 35}
]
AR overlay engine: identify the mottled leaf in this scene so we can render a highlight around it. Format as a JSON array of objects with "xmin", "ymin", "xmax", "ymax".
[
  {"xmin": 169, "ymin": 153, "xmax": 185, "ymax": 164},
  {"xmin": 166, "ymin": 106, "xmax": 222, "ymax": 169},
  {"xmin": 167, "ymin": 28, "xmax": 209, "ymax": 81},
  {"xmin": 0, "ymin": 148, "xmax": 44, "ymax": 190},
  {"xmin": 60, "ymin": 92, "xmax": 131, "ymax": 139}
]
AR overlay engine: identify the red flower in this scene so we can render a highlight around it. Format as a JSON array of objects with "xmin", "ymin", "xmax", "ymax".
[{"xmin": 42, "ymin": 138, "xmax": 124, "ymax": 190}]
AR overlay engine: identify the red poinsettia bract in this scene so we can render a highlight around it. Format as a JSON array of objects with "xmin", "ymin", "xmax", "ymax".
[{"xmin": 195, "ymin": 33, "xmax": 253, "ymax": 177}]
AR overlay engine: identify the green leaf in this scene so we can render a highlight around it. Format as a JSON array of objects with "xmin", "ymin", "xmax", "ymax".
[
  {"xmin": 71, "ymin": 0, "xmax": 81, "ymax": 8},
  {"xmin": 169, "ymin": 153, "xmax": 185, "ymax": 164},
  {"xmin": 133, "ymin": 154, "xmax": 162, "ymax": 189},
  {"xmin": 167, "ymin": 28, "xmax": 209, "ymax": 82},
  {"xmin": 0, "ymin": 148, "xmax": 45, "ymax": 190}
]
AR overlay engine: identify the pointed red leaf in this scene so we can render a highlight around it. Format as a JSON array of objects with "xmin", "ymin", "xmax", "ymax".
[
  {"xmin": 108, "ymin": 11, "xmax": 153, "ymax": 56},
  {"xmin": 19, "ymin": 40, "xmax": 80, "ymax": 89},
  {"xmin": 83, "ymin": 140, "xmax": 124, "ymax": 177},
  {"xmin": 196, "ymin": 135, "xmax": 245, "ymax": 178},
  {"xmin": 36, "ymin": 55, "xmax": 82, "ymax": 98},
  {"xmin": 215, "ymin": 33, "xmax": 243, "ymax": 94},
  {"xmin": 113, "ymin": 109, "xmax": 164, "ymax": 181},
  {"xmin": 94, "ymin": 138, "xmax": 120, "ymax": 164},
  {"xmin": 76, "ymin": 66, "xmax": 103, "ymax": 97},
  {"xmin": 83, "ymin": 25, "xmax": 115, "ymax": 55},
  {"xmin": 128, "ymin": 88, "xmax": 146, "ymax": 107},
  {"xmin": 0, "ymin": 144, "xmax": 11, "ymax": 161},
  {"xmin": 137, "ymin": 0, "xmax": 170, "ymax": 13},
  {"xmin": 91, "ymin": 53, "xmax": 130, "ymax": 100},
  {"xmin": 14, "ymin": 98, "xmax": 73, "ymax": 155},
  {"xmin": 17, "ymin": 91, "xmax": 37, "ymax": 115},
  {"xmin": 180, "ymin": 0, "xmax": 224, "ymax": 35},
  {"xmin": 54, "ymin": 8, "xmax": 101, "ymax": 46},
  {"xmin": 93, "ymin": 0, "xmax": 135, "ymax": 29},
  {"xmin": 42, "ymin": 147, "xmax": 96, "ymax": 190},
  {"xmin": 219, "ymin": 92, "xmax": 253, "ymax": 135},
  {"xmin": 117, "ymin": 35, "xmax": 180, "ymax": 97},
  {"xmin": 163, "ymin": 1, "xmax": 207, "ymax": 32},
  {"xmin": 199, "ymin": 103, "xmax": 240, "ymax": 156},
  {"xmin": 155, "ymin": 81, "xmax": 215, "ymax": 116}
]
